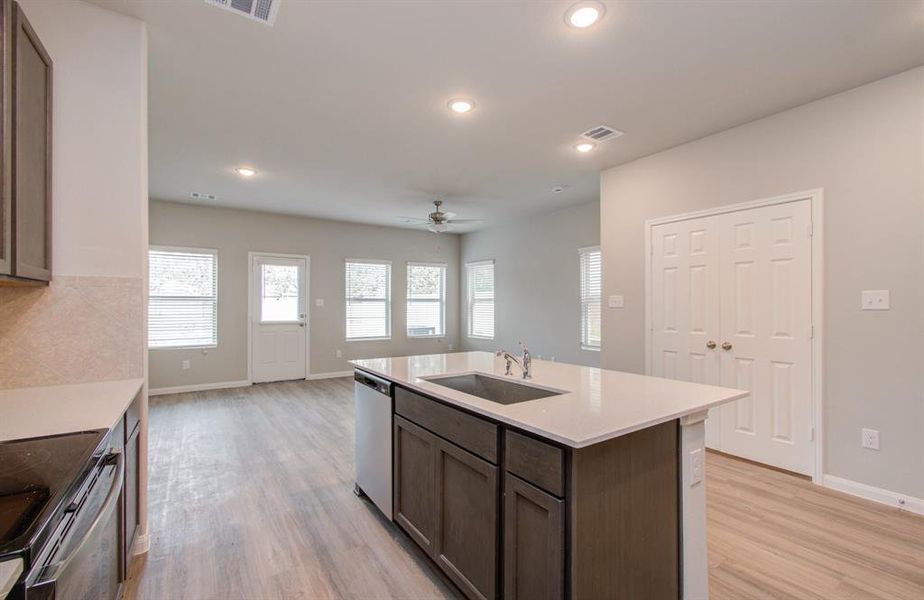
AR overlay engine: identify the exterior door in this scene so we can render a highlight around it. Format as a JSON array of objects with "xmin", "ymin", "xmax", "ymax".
[
  {"xmin": 251, "ymin": 254, "xmax": 308, "ymax": 383},
  {"xmin": 650, "ymin": 199, "xmax": 814, "ymax": 475},
  {"xmin": 650, "ymin": 215, "xmax": 723, "ymax": 449},
  {"xmin": 717, "ymin": 201, "xmax": 813, "ymax": 474}
]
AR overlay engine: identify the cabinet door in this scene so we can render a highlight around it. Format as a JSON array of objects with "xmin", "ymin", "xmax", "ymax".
[
  {"xmin": 122, "ymin": 425, "xmax": 140, "ymax": 581},
  {"xmin": 435, "ymin": 438, "xmax": 498, "ymax": 600},
  {"xmin": 504, "ymin": 473, "xmax": 564, "ymax": 600},
  {"xmin": 11, "ymin": 1, "xmax": 52, "ymax": 281},
  {"xmin": 394, "ymin": 416, "xmax": 438, "ymax": 556}
]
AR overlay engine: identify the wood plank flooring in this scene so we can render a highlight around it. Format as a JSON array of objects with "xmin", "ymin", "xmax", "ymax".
[{"xmin": 125, "ymin": 378, "xmax": 924, "ymax": 600}]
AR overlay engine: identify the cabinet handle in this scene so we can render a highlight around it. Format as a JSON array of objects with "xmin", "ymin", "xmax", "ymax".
[
  {"xmin": 706, "ymin": 340, "xmax": 717, "ymax": 350},
  {"xmin": 721, "ymin": 342, "xmax": 733, "ymax": 351}
]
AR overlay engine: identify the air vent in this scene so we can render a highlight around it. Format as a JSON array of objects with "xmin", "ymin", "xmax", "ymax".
[
  {"xmin": 190, "ymin": 192, "xmax": 217, "ymax": 200},
  {"xmin": 581, "ymin": 125, "xmax": 624, "ymax": 142},
  {"xmin": 205, "ymin": 0, "xmax": 280, "ymax": 26}
]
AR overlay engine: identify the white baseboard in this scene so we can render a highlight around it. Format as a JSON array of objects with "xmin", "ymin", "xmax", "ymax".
[
  {"xmin": 823, "ymin": 474, "xmax": 924, "ymax": 516},
  {"xmin": 131, "ymin": 532, "xmax": 150, "ymax": 555},
  {"xmin": 306, "ymin": 370, "xmax": 353, "ymax": 381},
  {"xmin": 149, "ymin": 380, "xmax": 252, "ymax": 396}
]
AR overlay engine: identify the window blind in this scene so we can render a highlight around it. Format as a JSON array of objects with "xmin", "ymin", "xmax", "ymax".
[
  {"xmin": 407, "ymin": 263, "xmax": 446, "ymax": 337},
  {"xmin": 580, "ymin": 247, "xmax": 601, "ymax": 350},
  {"xmin": 466, "ymin": 260, "xmax": 494, "ymax": 339},
  {"xmin": 346, "ymin": 261, "xmax": 391, "ymax": 340},
  {"xmin": 149, "ymin": 248, "xmax": 218, "ymax": 349}
]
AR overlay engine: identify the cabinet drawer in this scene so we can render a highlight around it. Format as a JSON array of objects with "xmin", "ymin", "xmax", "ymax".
[
  {"xmin": 505, "ymin": 430, "xmax": 564, "ymax": 497},
  {"xmin": 395, "ymin": 387, "xmax": 498, "ymax": 463}
]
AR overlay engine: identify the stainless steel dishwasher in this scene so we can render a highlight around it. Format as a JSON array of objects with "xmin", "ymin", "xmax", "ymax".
[{"xmin": 353, "ymin": 370, "xmax": 393, "ymax": 520}]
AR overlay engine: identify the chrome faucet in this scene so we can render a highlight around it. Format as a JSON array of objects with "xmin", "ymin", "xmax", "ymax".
[{"xmin": 496, "ymin": 342, "xmax": 531, "ymax": 379}]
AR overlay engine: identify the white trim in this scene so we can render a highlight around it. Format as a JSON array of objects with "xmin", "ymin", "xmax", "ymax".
[
  {"xmin": 823, "ymin": 475, "xmax": 924, "ymax": 516},
  {"xmin": 345, "ymin": 259, "xmax": 392, "ymax": 341},
  {"xmin": 407, "ymin": 262, "xmax": 448, "ymax": 339},
  {"xmin": 148, "ymin": 246, "xmax": 219, "ymax": 350},
  {"xmin": 149, "ymin": 380, "xmax": 251, "ymax": 396},
  {"xmin": 464, "ymin": 258, "xmax": 495, "ymax": 267},
  {"xmin": 248, "ymin": 252, "xmax": 312, "ymax": 383},
  {"xmin": 306, "ymin": 370, "xmax": 353, "ymax": 380},
  {"xmin": 131, "ymin": 532, "xmax": 151, "ymax": 555},
  {"xmin": 644, "ymin": 188, "xmax": 825, "ymax": 483}
]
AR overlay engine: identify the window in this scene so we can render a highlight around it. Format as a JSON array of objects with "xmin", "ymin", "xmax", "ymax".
[
  {"xmin": 580, "ymin": 246, "xmax": 601, "ymax": 350},
  {"xmin": 466, "ymin": 260, "xmax": 494, "ymax": 339},
  {"xmin": 345, "ymin": 260, "xmax": 391, "ymax": 340},
  {"xmin": 259, "ymin": 263, "xmax": 300, "ymax": 323},
  {"xmin": 148, "ymin": 247, "xmax": 218, "ymax": 349},
  {"xmin": 407, "ymin": 263, "xmax": 446, "ymax": 337}
]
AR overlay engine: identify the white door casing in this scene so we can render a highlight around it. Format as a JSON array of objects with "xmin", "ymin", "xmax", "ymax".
[
  {"xmin": 250, "ymin": 254, "xmax": 309, "ymax": 383},
  {"xmin": 648, "ymin": 193, "xmax": 818, "ymax": 476}
]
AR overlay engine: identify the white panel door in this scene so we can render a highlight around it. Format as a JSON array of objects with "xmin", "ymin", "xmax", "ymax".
[
  {"xmin": 251, "ymin": 255, "xmax": 308, "ymax": 383},
  {"xmin": 718, "ymin": 200, "xmax": 813, "ymax": 474},
  {"xmin": 651, "ymin": 216, "xmax": 723, "ymax": 447}
]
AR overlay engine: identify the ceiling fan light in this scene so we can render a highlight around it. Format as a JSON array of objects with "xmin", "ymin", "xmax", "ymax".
[{"xmin": 428, "ymin": 222, "xmax": 449, "ymax": 233}]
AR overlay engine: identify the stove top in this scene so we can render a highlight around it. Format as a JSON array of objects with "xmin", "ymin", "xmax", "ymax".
[{"xmin": 0, "ymin": 430, "xmax": 106, "ymax": 563}]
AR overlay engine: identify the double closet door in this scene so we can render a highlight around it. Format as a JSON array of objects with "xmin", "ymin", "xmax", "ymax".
[{"xmin": 650, "ymin": 199, "xmax": 814, "ymax": 475}]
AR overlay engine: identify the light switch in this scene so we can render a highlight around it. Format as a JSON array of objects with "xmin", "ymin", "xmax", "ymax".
[
  {"xmin": 861, "ymin": 290, "xmax": 890, "ymax": 310},
  {"xmin": 608, "ymin": 294, "xmax": 625, "ymax": 309},
  {"xmin": 315, "ymin": 298, "xmax": 325, "ymax": 307},
  {"xmin": 690, "ymin": 449, "xmax": 704, "ymax": 486}
]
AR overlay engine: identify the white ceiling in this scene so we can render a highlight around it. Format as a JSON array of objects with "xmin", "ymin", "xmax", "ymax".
[{"xmin": 90, "ymin": 0, "xmax": 924, "ymax": 232}]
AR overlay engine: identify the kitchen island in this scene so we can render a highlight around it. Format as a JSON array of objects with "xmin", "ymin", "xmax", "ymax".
[{"xmin": 352, "ymin": 351, "xmax": 747, "ymax": 600}]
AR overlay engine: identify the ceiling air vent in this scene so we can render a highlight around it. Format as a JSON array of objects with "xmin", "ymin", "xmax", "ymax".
[
  {"xmin": 190, "ymin": 192, "xmax": 217, "ymax": 200},
  {"xmin": 205, "ymin": 0, "xmax": 280, "ymax": 26},
  {"xmin": 581, "ymin": 125, "xmax": 624, "ymax": 143}
]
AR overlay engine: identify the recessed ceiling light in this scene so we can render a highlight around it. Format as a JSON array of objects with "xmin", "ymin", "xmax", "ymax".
[
  {"xmin": 236, "ymin": 167, "xmax": 257, "ymax": 177},
  {"xmin": 575, "ymin": 142, "xmax": 596, "ymax": 153},
  {"xmin": 448, "ymin": 98, "xmax": 475, "ymax": 114},
  {"xmin": 565, "ymin": 1, "xmax": 606, "ymax": 29}
]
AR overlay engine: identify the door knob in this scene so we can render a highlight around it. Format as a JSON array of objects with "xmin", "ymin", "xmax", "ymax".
[
  {"xmin": 721, "ymin": 341, "xmax": 733, "ymax": 351},
  {"xmin": 706, "ymin": 340, "xmax": 717, "ymax": 350}
]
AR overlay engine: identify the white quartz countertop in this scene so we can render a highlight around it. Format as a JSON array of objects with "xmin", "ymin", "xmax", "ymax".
[
  {"xmin": 351, "ymin": 352, "xmax": 748, "ymax": 448},
  {"xmin": 0, "ymin": 378, "xmax": 144, "ymax": 442}
]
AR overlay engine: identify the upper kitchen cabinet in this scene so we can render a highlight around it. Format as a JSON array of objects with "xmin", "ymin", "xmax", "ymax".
[{"xmin": 0, "ymin": 0, "xmax": 52, "ymax": 285}]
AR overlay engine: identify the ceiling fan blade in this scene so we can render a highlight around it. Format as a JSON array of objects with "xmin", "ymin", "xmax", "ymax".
[
  {"xmin": 445, "ymin": 218, "xmax": 484, "ymax": 223},
  {"xmin": 441, "ymin": 211, "xmax": 457, "ymax": 220},
  {"xmin": 398, "ymin": 217, "xmax": 432, "ymax": 224}
]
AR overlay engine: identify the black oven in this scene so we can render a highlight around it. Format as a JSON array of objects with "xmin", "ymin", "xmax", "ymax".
[{"xmin": 19, "ymin": 447, "xmax": 123, "ymax": 600}]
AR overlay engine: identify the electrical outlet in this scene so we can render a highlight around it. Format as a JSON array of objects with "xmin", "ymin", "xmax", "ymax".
[
  {"xmin": 861, "ymin": 290, "xmax": 890, "ymax": 310},
  {"xmin": 861, "ymin": 428, "xmax": 880, "ymax": 450},
  {"xmin": 448, "ymin": 343, "xmax": 454, "ymax": 351},
  {"xmin": 690, "ymin": 449, "xmax": 704, "ymax": 485},
  {"xmin": 181, "ymin": 360, "xmax": 190, "ymax": 370},
  {"xmin": 315, "ymin": 298, "xmax": 324, "ymax": 307},
  {"xmin": 335, "ymin": 350, "xmax": 343, "ymax": 359},
  {"xmin": 608, "ymin": 294, "xmax": 625, "ymax": 309}
]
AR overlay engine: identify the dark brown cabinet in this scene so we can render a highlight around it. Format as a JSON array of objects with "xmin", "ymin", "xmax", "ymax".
[
  {"xmin": 435, "ymin": 438, "xmax": 498, "ymax": 600},
  {"xmin": 394, "ymin": 416, "xmax": 439, "ymax": 555},
  {"xmin": 122, "ymin": 393, "xmax": 142, "ymax": 581},
  {"xmin": 503, "ymin": 474, "xmax": 564, "ymax": 600},
  {"xmin": 394, "ymin": 414, "xmax": 499, "ymax": 600},
  {"xmin": 0, "ymin": 0, "xmax": 52, "ymax": 285}
]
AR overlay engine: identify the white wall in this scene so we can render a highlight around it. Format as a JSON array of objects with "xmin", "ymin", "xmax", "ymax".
[
  {"xmin": 600, "ymin": 67, "xmax": 924, "ymax": 499},
  {"xmin": 459, "ymin": 201, "xmax": 600, "ymax": 367},
  {"xmin": 148, "ymin": 200, "xmax": 461, "ymax": 389}
]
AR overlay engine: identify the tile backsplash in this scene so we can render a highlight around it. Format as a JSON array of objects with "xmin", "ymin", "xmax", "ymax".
[{"xmin": 0, "ymin": 276, "xmax": 144, "ymax": 389}]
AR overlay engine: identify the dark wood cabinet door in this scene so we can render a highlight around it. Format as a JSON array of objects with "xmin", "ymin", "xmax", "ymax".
[
  {"xmin": 435, "ymin": 439, "xmax": 498, "ymax": 600},
  {"xmin": 394, "ymin": 416, "xmax": 439, "ymax": 556},
  {"xmin": 503, "ymin": 473, "xmax": 564, "ymax": 600},
  {"xmin": 122, "ymin": 425, "xmax": 140, "ymax": 581},
  {"xmin": 10, "ymin": 1, "xmax": 51, "ymax": 281}
]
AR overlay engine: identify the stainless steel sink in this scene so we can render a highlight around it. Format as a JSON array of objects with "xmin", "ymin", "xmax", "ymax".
[{"xmin": 422, "ymin": 373, "xmax": 565, "ymax": 405}]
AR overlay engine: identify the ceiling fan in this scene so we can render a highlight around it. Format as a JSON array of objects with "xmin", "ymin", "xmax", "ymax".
[{"xmin": 400, "ymin": 200, "xmax": 482, "ymax": 233}]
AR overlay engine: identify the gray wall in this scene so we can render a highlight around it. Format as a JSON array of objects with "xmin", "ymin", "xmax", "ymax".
[
  {"xmin": 149, "ymin": 201, "xmax": 460, "ymax": 388},
  {"xmin": 600, "ymin": 67, "xmax": 924, "ymax": 498},
  {"xmin": 459, "ymin": 201, "xmax": 601, "ymax": 367}
]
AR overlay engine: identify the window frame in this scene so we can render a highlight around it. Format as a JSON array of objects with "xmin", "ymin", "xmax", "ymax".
[
  {"xmin": 344, "ymin": 258, "xmax": 392, "ymax": 342},
  {"xmin": 579, "ymin": 245, "xmax": 601, "ymax": 351},
  {"xmin": 406, "ymin": 262, "xmax": 447, "ymax": 339},
  {"xmin": 148, "ymin": 245, "xmax": 219, "ymax": 350},
  {"xmin": 466, "ymin": 259, "xmax": 495, "ymax": 340}
]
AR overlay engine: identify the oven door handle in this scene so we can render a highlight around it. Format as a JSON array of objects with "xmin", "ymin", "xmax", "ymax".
[{"xmin": 31, "ymin": 449, "xmax": 124, "ymax": 585}]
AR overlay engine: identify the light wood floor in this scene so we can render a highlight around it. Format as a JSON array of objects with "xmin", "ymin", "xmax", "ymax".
[{"xmin": 125, "ymin": 378, "xmax": 924, "ymax": 600}]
